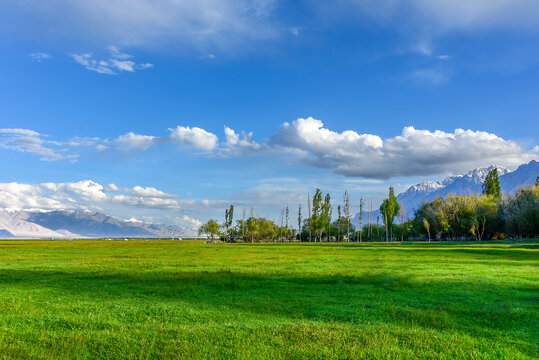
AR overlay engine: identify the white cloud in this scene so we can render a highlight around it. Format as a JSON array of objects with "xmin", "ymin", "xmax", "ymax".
[
  {"xmin": 127, "ymin": 186, "xmax": 177, "ymax": 198},
  {"xmin": 269, "ymin": 117, "xmax": 538, "ymax": 179},
  {"xmin": 7, "ymin": 121, "xmax": 536, "ymax": 182},
  {"xmin": 341, "ymin": 0, "xmax": 539, "ymax": 33},
  {"xmin": 0, "ymin": 128, "xmax": 78, "ymax": 161},
  {"xmin": 29, "ymin": 52, "xmax": 51, "ymax": 62},
  {"xmin": 111, "ymin": 194, "xmax": 180, "ymax": 210},
  {"xmin": 0, "ymin": 180, "xmax": 181, "ymax": 212},
  {"xmin": 176, "ymin": 215, "xmax": 202, "ymax": 228},
  {"xmin": 114, "ymin": 132, "xmax": 157, "ymax": 150},
  {"xmin": 220, "ymin": 126, "xmax": 261, "ymax": 156},
  {"xmin": 71, "ymin": 46, "xmax": 153, "ymax": 75},
  {"xmin": 66, "ymin": 136, "xmax": 100, "ymax": 147},
  {"xmin": 10, "ymin": 1, "xmax": 280, "ymax": 51},
  {"xmin": 270, "ymin": 117, "xmax": 383, "ymax": 157},
  {"xmin": 106, "ymin": 183, "xmax": 120, "ymax": 192},
  {"xmin": 169, "ymin": 125, "xmax": 218, "ymax": 150}
]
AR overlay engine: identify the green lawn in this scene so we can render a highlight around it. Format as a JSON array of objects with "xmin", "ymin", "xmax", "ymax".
[{"xmin": 0, "ymin": 240, "xmax": 537, "ymax": 359}]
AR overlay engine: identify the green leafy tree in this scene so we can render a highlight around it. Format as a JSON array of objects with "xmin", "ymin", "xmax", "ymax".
[
  {"xmin": 198, "ymin": 219, "xmax": 220, "ymax": 241},
  {"xmin": 323, "ymin": 193, "xmax": 332, "ymax": 241},
  {"xmin": 337, "ymin": 205, "xmax": 341, "ymax": 242},
  {"xmin": 380, "ymin": 187, "xmax": 400, "ymax": 241},
  {"xmin": 223, "ymin": 205, "xmax": 234, "ymax": 242},
  {"xmin": 311, "ymin": 189, "xmax": 323, "ymax": 241},
  {"xmin": 500, "ymin": 184, "xmax": 539, "ymax": 238},
  {"xmin": 344, "ymin": 191, "xmax": 351, "ymax": 242},
  {"xmin": 482, "ymin": 168, "xmax": 502, "ymax": 200}
]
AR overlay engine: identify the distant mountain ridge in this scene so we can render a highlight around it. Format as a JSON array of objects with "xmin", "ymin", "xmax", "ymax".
[
  {"xmin": 356, "ymin": 160, "xmax": 538, "ymax": 223},
  {"xmin": 397, "ymin": 160, "xmax": 538, "ymax": 216},
  {"xmin": 2, "ymin": 161, "xmax": 537, "ymax": 238},
  {"xmin": 0, "ymin": 210, "xmax": 192, "ymax": 239}
]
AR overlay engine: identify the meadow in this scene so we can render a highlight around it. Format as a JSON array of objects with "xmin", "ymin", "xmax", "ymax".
[{"xmin": 0, "ymin": 240, "xmax": 537, "ymax": 359}]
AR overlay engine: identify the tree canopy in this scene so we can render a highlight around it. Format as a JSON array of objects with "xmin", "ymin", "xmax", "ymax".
[{"xmin": 482, "ymin": 168, "xmax": 502, "ymax": 200}]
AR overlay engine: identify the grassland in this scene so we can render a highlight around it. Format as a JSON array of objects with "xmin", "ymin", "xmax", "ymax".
[{"xmin": 0, "ymin": 239, "xmax": 537, "ymax": 359}]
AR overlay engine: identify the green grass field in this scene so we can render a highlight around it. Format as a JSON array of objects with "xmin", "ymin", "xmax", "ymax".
[{"xmin": 0, "ymin": 240, "xmax": 537, "ymax": 359}]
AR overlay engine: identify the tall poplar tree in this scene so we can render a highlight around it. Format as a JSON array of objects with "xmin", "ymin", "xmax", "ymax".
[
  {"xmin": 344, "ymin": 190, "xmax": 350, "ymax": 242},
  {"xmin": 482, "ymin": 168, "xmax": 502, "ymax": 200},
  {"xmin": 380, "ymin": 187, "xmax": 399, "ymax": 242},
  {"xmin": 358, "ymin": 198, "xmax": 365, "ymax": 242},
  {"xmin": 337, "ymin": 204, "xmax": 341, "ymax": 242},
  {"xmin": 297, "ymin": 204, "xmax": 302, "ymax": 240}
]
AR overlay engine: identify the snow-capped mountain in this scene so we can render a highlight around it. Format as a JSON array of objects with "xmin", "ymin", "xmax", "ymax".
[
  {"xmin": 0, "ymin": 209, "xmax": 194, "ymax": 239},
  {"xmin": 354, "ymin": 160, "xmax": 538, "ymax": 223},
  {"xmin": 397, "ymin": 160, "xmax": 538, "ymax": 215}
]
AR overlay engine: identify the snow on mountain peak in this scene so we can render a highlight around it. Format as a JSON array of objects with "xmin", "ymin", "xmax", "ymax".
[
  {"xmin": 407, "ymin": 181, "xmax": 443, "ymax": 193},
  {"xmin": 394, "ymin": 161, "xmax": 536, "ymax": 216}
]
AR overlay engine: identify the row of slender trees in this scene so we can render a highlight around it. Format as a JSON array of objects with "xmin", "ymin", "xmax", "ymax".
[{"xmin": 198, "ymin": 169, "xmax": 539, "ymax": 242}]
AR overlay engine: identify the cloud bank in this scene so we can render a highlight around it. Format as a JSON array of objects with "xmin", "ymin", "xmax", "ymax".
[
  {"xmin": 2, "ymin": 119, "xmax": 537, "ymax": 180},
  {"xmin": 7, "ymin": 0, "xmax": 539, "ymax": 56},
  {"xmin": 0, "ymin": 128, "xmax": 78, "ymax": 161},
  {"xmin": 8, "ymin": 0, "xmax": 279, "ymax": 51},
  {"xmin": 0, "ymin": 180, "xmax": 180, "ymax": 212},
  {"xmin": 271, "ymin": 118, "xmax": 537, "ymax": 179},
  {"xmin": 337, "ymin": 0, "xmax": 539, "ymax": 33}
]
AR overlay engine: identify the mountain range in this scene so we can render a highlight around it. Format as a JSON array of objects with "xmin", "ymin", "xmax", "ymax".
[
  {"xmin": 0, "ymin": 209, "xmax": 192, "ymax": 239},
  {"xmin": 357, "ymin": 160, "xmax": 538, "ymax": 223},
  {"xmin": 1, "ymin": 161, "xmax": 537, "ymax": 238}
]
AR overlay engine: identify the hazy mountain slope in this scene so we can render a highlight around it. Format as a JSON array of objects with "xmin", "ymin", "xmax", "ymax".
[
  {"xmin": 397, "ymin": 160, "xmax": 538, "ymax": 215},
  {"xmin": 0, "ymin": 210, "xmax": 78, "ymax": 238},
  {"xmin": 0, "ymin": 209, "xmax": 192, "ymax": 238},
  {"xmin": 22, "ymin": 210, "xmax": 156, "ymax": 238},
  {"xmin": 499, "ymin": 160, "xmax": 539, "ymax": 194},
  {"xmin": 0, "ymin": 229, "xmax": 14, "ymax": 238},
  {"xmin": 354, "ymin": 160, "xmax": 538, "ymax": 223}
]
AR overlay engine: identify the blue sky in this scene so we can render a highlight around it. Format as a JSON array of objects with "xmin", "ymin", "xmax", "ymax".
[{"xmin": 1, "ymin": 0, "xmax": 538, "ymax": 228}]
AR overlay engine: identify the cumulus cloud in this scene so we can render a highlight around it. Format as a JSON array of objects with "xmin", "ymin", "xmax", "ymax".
[
  {"xmin": 105, "ymin": 183, "xmax": 120, "ymax": 192},
  {"xmin": 0, "ymin": 180, "xmax": 180, "ymax": 212},
  {"xmin": 71, "ymin": 46, "xmax": 153, "ymax": 75},
  {"xmin": 4, "ymin": 120, "xmax": 537, "ymax": 180},
  {"xmin": 269, "ymin": 117, "xmax": 538, "ymax": 179},
  {"xmin": 168, "ymin": 125, "xmax": 218, "ymax": 151},
  {"xmin": 0, "ymin": 128, "xmax": 78, "ymax": 161},
  {"xmin": 218, "ymin": 126, "xmax": 262, "ymax": 156},
  {"xmin": 224, "ymin": 126, "xmax": 259, "ymax": 148},
  {"xmin": 114, "ymin": 132, "xmax": 157, "ymax": 150},
  {"xmin": 176, "ymin": 215, "xmax": 202, "ymax": 228},
  {"xmin": 126, "ymin": 186, "xmax": 177, "ymax": 198},
  {"xmin": 110, "ymin": 125, "xmax": 260, "ymax": 155},
  {"xmin": 111, "ymin": 194, "xmax": 180, "ymax": 210}
]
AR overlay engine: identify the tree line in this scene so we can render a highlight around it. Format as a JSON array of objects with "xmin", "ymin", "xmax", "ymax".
[{"xmin": 199, "ymin": 169, "xmax": 539, "ymax": 242}]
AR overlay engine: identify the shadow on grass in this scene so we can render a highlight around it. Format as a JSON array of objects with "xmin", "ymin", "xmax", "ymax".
[
  {"xmin": 0, "ymin": 268, "xmax": 536, "ymax": 345},
  {"xmin": 234, "ymin": 241, "xmax": 539, "ymax": 262}
]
